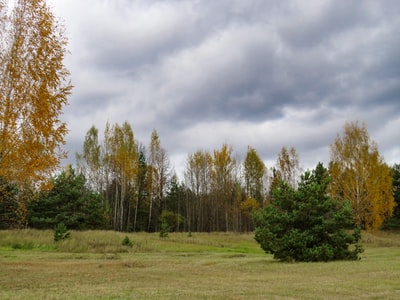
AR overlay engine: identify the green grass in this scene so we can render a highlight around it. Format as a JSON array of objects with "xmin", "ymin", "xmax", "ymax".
[{"xmin": 1, "ymin": 230, "xmax": 400, "ymax": 299}]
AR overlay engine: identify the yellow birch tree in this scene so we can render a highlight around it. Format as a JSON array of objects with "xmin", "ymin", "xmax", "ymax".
[
  {"xmin": 275, "ymin": 146, "xmax": 301, "ymax": 189},
  {"xmin": 329, "ymin": 121, "xmax": 394, "ymax": 229},
  {"xmin": 0, "ymin": 0, "xmax": 71, "ymax": 189},
  {"xmin": 243, "ymin": 146, "xmax": 266, "ymax": 205}
]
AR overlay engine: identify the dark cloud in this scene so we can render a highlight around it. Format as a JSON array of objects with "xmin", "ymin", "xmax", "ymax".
[{"xmin": 51, "ymin": 0, "xmax": 400, "ymax": 176}]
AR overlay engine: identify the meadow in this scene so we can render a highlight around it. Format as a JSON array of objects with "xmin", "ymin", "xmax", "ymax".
[{"xmin": 1, "ymin": 230, "xmax": 400, "ymax": 299}]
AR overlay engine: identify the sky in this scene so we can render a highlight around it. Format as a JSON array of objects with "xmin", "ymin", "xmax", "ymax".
[{"xmin": 49, "ymin": 0, "xmax": 400, "ymax": 179}]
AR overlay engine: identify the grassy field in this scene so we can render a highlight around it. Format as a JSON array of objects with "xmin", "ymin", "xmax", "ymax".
[{"xmin": 1, "ymin": 230, "xmax": 400, "ymax": 299}]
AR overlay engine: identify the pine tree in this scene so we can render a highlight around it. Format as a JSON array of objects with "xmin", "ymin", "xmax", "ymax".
[{"xmin": 253, "ymin": 163, "xmax": 363, "ymax": 262}]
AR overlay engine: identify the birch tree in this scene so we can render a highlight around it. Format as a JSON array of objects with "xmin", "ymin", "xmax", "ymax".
[
  {"xmin": 147, "ymin": 129, "xmax": 170, "ymax": 231},
  {"xmin": 103, "ymin": 122, "xmax": 137, "ymax": 231},
  {"xmin": 76, "ymin": 126, "xmax": 103, "ymax": 193},
  {"xmin": 275, "ymin": 146, "xmax": 301, "ymax": 189},
  {"xmin": 184, "ymin": 150, "xmax": 212, "ymax": 231},
  {"xmin": 0, "ymin": 0, "xmax": 71, "ymax": 189},
  {"xmin": 243, "ymin": 146, "xmax": 267, "ymax": 205},
  {"xmin": 329, "ymin": 121, "xmax": 394, "ymax": 229},
  {"xmin": 211, "ymin": 144, "xmax": 237, "ymax": 231}
]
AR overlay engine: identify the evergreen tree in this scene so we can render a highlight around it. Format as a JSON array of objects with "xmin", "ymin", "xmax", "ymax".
[
  {"xmin": 382, "ymin": 164, "xmax": 400, "ymax": 229},
  {"xmin": 28, "ymin": 166, "xmax": 107, "ymax": 230},
  {"xmin": 253, "ymin": 163, "xmax": 363, "ymax": 262},
  {"xmin": 0, "ymin": 178, "xmax": 19, "ymax": 229}
]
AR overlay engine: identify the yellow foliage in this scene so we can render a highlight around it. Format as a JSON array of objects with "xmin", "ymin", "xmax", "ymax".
[
  {"xmin": 240, "ymin": 197, "xmax": 260, "ymax": 217},
  {"xmin": 0, "ymin": 0, "xmax": 71, "ymax": 190},
  {"xmin": 329, "ymin": 121, "xmax": 395, "ymax": 229}
]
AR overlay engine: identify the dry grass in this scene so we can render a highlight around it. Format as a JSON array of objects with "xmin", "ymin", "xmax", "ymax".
[{"xmin": 1, "ymin": 230, "xmax": 400, "ymax": 299}]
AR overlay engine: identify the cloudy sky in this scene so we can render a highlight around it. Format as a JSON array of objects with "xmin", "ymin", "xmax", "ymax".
[{"xmin": 50, "ymin": 0, "xmax": 400, "ymax": 178}]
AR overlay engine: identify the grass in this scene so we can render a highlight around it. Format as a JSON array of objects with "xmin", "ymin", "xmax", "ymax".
[{"xmin": 0, "ymin": 230, "xmax": 400, "ymax": 299}]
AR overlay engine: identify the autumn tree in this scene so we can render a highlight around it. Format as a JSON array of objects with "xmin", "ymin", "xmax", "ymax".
[
  {"xmin": 184, "ymin": 150, "xmax": 213, "ymax": 231},
  {"xmin": 103, "ymin": 121, "xmax": 138, "ymax": 231},
  {"xmin": 211, "ymin": 144, "xmax": 238, "ymax": 231},
  {"xmin": 274, "ymin": 146, "xmax": 301, "ymax": 189},
  {"xmin": 329, "ymin": 121, "xmax": 394, "ymax": 229},
  {"xmin": 76, "ymin": 126, "xmax": 103, "ymax": 193},
  {"xmin": 147, "ymin": 129, "xmax": 170, "ymax": 231},
  {"xmin": 243, "ymin": 146, "xmax": 267, "ymax": 205},
  {"xmin": 0, "ymin": 0, "xmax": 72, "ymax": 189}
]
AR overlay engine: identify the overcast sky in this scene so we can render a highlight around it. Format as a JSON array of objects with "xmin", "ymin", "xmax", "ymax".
[{"xmin": 50, "ymin": 0, "xmax": 400, "ymax": 178}]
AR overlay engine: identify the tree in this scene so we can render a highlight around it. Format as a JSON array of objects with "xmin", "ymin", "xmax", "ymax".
[
  {"xmin": 132, "ymin": 144, "xmax": 148, "ymax": 231},
  {"xmin": 239, "ymin": 196, "xmax": 260, "ymax": 232},
  {"xmin": 329, "ymin": 121, "xmax": 394, "ymax": 229},
  {"xmin": 103, "ymin": 122, "xmax": 137, "ymax": 231},
  {"xmin": 253, "ymin": 163, "xmax": 363, "ymax": 262},
  {"xmin": 147, "ymin": 129, "xmax": 170, "ymax": 231},
  {"xmin": 76, "ymin": 126, "xmax": 103, "ymax": 193},
  {"xmin": 211, "ymin": 144, "xmax": 238, "ymax": 231},
  {"xmin": 274, "ymin": 146, "xmax": 301, "ymax": 189},
  {"xmin": 243, "ymin": 146, "xmax": 266, "ymax": 205},
  {"xmin": 0, "ymin": 177, "xmax": 19, "ymax": 229},
  {"xmin": 165, "ymin": 174, "xmax": 186, "ymax": 231},
  {"xmin": 382, "ymin": 164, "xmax": 400, "ymax": 229},
  {"xmin": 0, "ymin": 0, "xmax": 72, "ymax": 189},
  {"xmin": 184, "ymin": 150, "xmax": 213, "ymax": 232},
  {"xmin": 28, "ymin": 166, "xmax": 107, "ymax": 230}
]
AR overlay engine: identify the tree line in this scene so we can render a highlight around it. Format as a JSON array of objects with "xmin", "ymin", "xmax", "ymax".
[{"xmin": 3, "ymin": 119, "xmax": 398, "ymax": 233}]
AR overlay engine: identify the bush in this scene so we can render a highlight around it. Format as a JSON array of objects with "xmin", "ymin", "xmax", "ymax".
[
  {"xmin": 253, "ymin": 163, "xmax": 363, "ymax": 262},
  {"xmin": 159, "ymin": 222, "xmax": 170, "ymax": 238},
  {"xmin": 159, "ymin": 210, "xmax": 185, "ymax": 238},
  {"xmin": 159, "ymin": 210, "xmax": 185, "ymax": 232},
  {"xmin": 54, "ymin": 222, "xmax": 71, "ymax": 242},
  {"xmin": 121, "ymin": 236, "xmax": 133, "ymax": 247}
]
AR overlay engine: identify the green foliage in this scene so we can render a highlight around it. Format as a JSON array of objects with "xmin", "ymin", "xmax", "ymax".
[
  {"xmin": 159, "ymin": 210, "xmax": 185, "ymax": 235},
  {"xmin": 382, "ymin": 164, "xmax": 400, "ymax": 229},
  {"xmin": 159, "ymin": 222, "xmax": 170, "ymax": 238},
  {"xmin": 54, "ymin": 223, "xmax": 71, "ymax": 242},
  {"xmin": 121, "ymin": 236, "xmax": 133, "ymax": 247},
  {"xmin": 253, "ymin": 163, "xmax": 363, "ymax": 262},
  {"xmin": 0, "ymin": 178, "xmax": 19, "ymax": 229},
  {"xmin": 28, "ymin": 166, "xmax": 107, "ymax": 230}
]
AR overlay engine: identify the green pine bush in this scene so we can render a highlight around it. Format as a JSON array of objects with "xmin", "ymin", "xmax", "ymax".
[
  {"xmin": 54, "ymin": 222, "xmax": 71, "ymax": 242},
  {"xmin": 121, "ymin": 236, "xmax": 133, "ymax": 247},
  {"xmin": 253, "ymin": 163, "xmax": 363, "ymax": 262}
]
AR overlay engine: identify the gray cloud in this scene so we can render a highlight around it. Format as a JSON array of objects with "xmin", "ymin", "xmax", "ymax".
[{"xmin": 51, "ymin": 0, "xmax": 400, "ymax": 177}]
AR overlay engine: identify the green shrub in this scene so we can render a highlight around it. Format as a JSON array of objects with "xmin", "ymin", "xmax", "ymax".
[
  {"xmin": 121, "ymin": 236, "xmax": 133, "ymax": 247},
  {"xmin": 159, "ymin": 222, "xmax": 170, "ymax": 238},
  {"xmin": 54, "ymin": 222, "xmax": 71, "ymax": 242},
  {"xmin": 159, "ymin": 210, "xmax": 185, "ymax": 238},
  {"xmin": 253, "ymin": 163, "xmax": 363, "ymax": 262}
]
